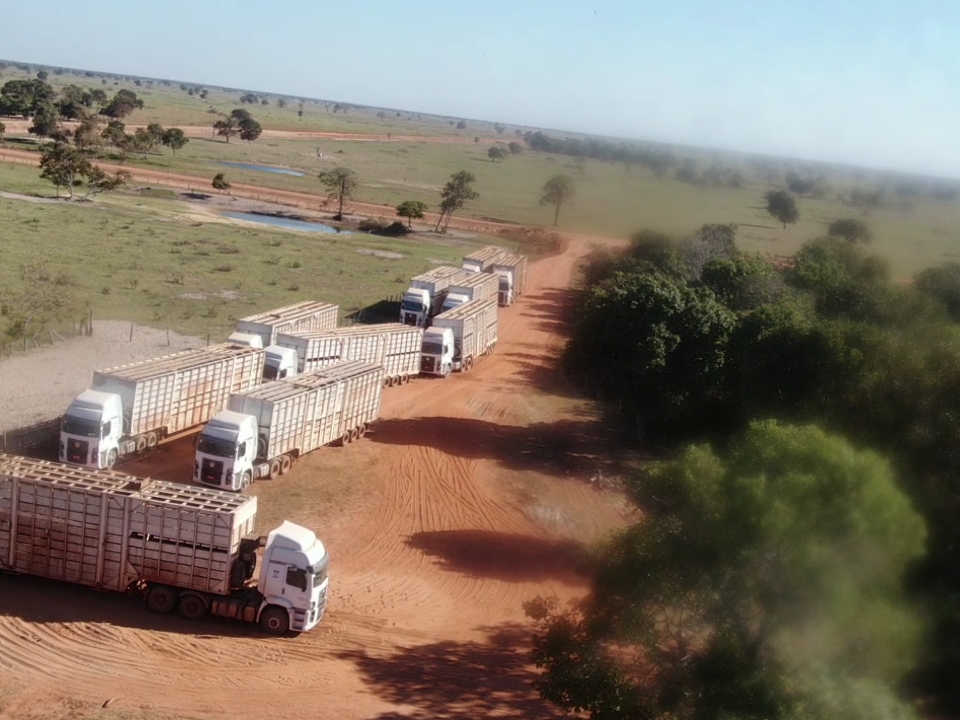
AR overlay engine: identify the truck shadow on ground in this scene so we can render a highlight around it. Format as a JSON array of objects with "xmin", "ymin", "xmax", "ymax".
[
  {"xmin": 0, "ymin": 572, "xmax": 276, "ymax": 639},
  {"xmin": 406, "ymin": 530, "xmax": 586, "ymax": 585},
  {"xmin": 514, "ymin": 288, "xmax": 573, "ymax": 337},
  {"xmin": 368, "ymin": 416, "xmax": 624, "ymax": 476},
  {"xmin": 338, "ymin": 623, "xmax": 565, "ymax": 720}
]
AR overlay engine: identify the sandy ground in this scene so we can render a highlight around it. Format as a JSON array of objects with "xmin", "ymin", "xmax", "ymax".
[
  {"xmin": 0, "ymin": 233, "xmax": 630, "ymax": 720},
  {"xmin": 0, "ymin": 321, "xmax": 203, "ymax": 432}
]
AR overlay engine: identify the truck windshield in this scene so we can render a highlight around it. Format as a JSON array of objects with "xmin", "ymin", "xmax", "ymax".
[
  {"xmin": 263, "ymin": 364, "xmax": 280, "ymax": 381},
  {"xmin": 311, "ymin": 556, "xmax": 329, "ymax": 589},
  {"xmin": 422, "ymin": 342, "xmax": 443, "ymax": 355},
  {"xmin": 196, "ymin": 436, "xmax": 236, "ymax": 458},
  {"xmin": 401, "ymin": 298, "xmax": 424, "ymax": 312},
  {"xmin": 499, "ymin": 278, "xmax": 509, "ymax": 290},
  {"xmin": 61, "ymin": 415, "xmax": 99, "ymax": 437}
]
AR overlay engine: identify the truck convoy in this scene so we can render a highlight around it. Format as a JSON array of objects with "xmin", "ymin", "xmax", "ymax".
[
  {"xmin": 60, "ymin": 342, "xmax": 272, "ymax": 470},
  {"xmin": 235, "ymin": 301, "xmax": 339, "ymax": 346},
  {"xmin": 420, "ymin": 298, "xmax": 499, "ymax": 376},
  {"xmin": 440, "ymin": 272, "xmax": 501, "ymax": 313},
  {"xmin": 0, "ymin": 454, "xmax": 328, "ymax": 634},
  {"xmin": 492, "ymin": 254, "xmax": 529, "ymax": 306},
  {"xmin": 462, "ymin": 246, "xmax": 509, "ymax": 274},
  {"xmin": 276, "ymin": 323, "xmax": 423, "ymax": 387},
  {"xmin": 400, "ymin": 266, "xmax": 468, "ymax": 327},
  {"xmin": 195, "ymin": 361, "xmax": 384, "ymax": 491}
]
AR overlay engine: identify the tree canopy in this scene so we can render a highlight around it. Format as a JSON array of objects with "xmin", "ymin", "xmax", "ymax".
[
  {"xmin": 318, "ymin": 166, "xmax": 358, "ymax": 220},
  {"xmin": 765, "ymin": 190, "xmax": 799, "ymax": 229},
  {"xmin": 396, "ymin": 200, "xmax": 427, "ymax": 228},
  {"xmin": 528, "ymin": 420, "xmax": 924, "ymax": 720},
  {"xmin": 828, "ymin": 218, "xmax": 872, "ymax": 243},
  {"xmin": 540, "ymin": 174, "xmax": 576, "ymax": 226},
  {"xmin": 161, "ymin": 127, "xmax": 188, "ymax": 155},
  {"xmin": 487, "ymin": 146, "xmax": 508, "ymax": 162},
  {"xmin": 435, "ymin": 170, "xmax": 479, "ymax": 232},
  {"xmin": 213, "ymin": 116, "xmax": 239, "ymax": 142},
  {"xmin": 100, "ymin": 89, "xmax": 144, "ymax": 119}
]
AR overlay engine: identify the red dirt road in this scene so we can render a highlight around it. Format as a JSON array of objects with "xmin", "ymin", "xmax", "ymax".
[{"xmin": 0, "ymin": 236, "xmax": 627, "ymax": 719}]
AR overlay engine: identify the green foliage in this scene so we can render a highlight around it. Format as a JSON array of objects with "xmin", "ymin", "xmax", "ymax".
[
  {"xmin": 435, "ymin": 170, "xmax": 479, "ymax": 232},
  {"xmin": 828, "ymin": 218, "xmax": 872, "ymax": 243},
  {"xmin": 28, "ymin": 103, "xmax": 63, "ymax": 141},
  {"xmin": 238, "ymin": 117, "xmax": 263, "ymax": 143},
  {"xmin": 395, "ymin": 200, "xmax": 427, "ymax": 227},
  {"xmin": 0, "ymin": 78, "xmax": 55, "ymax": 116},
  {"xmin": 765, "ymin": 189, "xmax": 799, "ymax": 228},
  {"xmin": 100, "ymin": 88, "xmax": 143, "ymax": 119},
  {"xmin": 701, "ymin": 254, "xmax": 784, "ymax": 311},
  {"xmin": 487, "ymin": 145, "xmax": 508, "ymax": 162},
  {"xmin": 540, "ymin": 174, "xmax": 575, "ymax": 226},
  {"xmin": 211, "ymin": 172, "xmax": 231, "ymax": 192},
  {"xmin": 0, "ymin": 120, "xmax": 4, "ymax": 143},
  {"xmin": 318, "ymin": 166, "xmax": 359, "ymax": 220},
  {"xmin": 161, "ymin": 127, "xmax": 188, "ymax": 155},
  {"xmin": 213, "ymin": 116, "xmax": 239, "ymax": 142},
  {"xmin": 915, "ymin": 262, "xmax": 960, "ymax": 321},
  {"xmin": 39, "ymin": 143, "xmax": 90, "ymax": 198},
  {"xmin": 508, "ymin": 141, "xmax": 522, "ymax": 154},
  {"xmin": 528, "ymin": 420, "xmax": 924, "ymax": 720}
]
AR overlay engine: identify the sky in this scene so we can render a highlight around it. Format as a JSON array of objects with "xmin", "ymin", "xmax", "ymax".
[{"xmin": 4, "ymin": 0, "xmax": 960, "ymax": 177}]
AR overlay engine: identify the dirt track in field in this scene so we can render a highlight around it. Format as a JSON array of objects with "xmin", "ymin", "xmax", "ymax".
[{"xmin": 0, "ymin": 235, "xmax": 630, "ymax": 720}]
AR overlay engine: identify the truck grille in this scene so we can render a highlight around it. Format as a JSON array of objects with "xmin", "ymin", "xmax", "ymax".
[
  {"xmin": 201, "ymin": 458, "xmax": 225, "ymax": 485},
  {"xmin": 420, "ymin": 356, "xmax": 436, "ymax": 373},
  {"xmin": 66, "ymin": 439, "xmax": 89, "ymax": 464}
]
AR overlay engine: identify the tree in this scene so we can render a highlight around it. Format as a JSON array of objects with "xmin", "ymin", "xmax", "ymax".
[
  {"xmin": 36, "ymin": 70, "xmax": 48, "ymax": 81},
  {"xmin": 79, "ymin": 166, "xmax": 131, "ymax": 199},
  {"xmin": 145, "ymin": 122, "xmax": 164, "ymax": 147},
  {"xmin": 916, "ymin": 263, "xmax": 960, "ymax": 322},
  {"xmin": 211, "ymin": 172, "xmax": 232, "ymax": 194},
  {"xmin": 131, "ymin": 127, "xmax": 154, "ymax": 159},
  {"xmin": 213, "ymin": 116, "xmax": 238, "ymax": 142},
  {"xmin": 72, "ymin": 117, "xmax": 102, "ymax": 153},
  {"xmin": 540, "ymin": 174, "xmax": 575, "ymax": 226},
  {"xmin": 239, "ymin": 93, "xmax": 258, "ymax": 104},
  {"xmin": 277, "ymin": 98, "xmax": 287, "ymax": 108},
  {"xmin": 494, "ymin": 123, "xmax": 506, "ymax": 135},
  {"xmin": 0, "ymin": 78, "xmax": 55, "ymax": 117},
  {"xmin": 765, "ymin": 189, "xmax": 799, "ymax": 229},
  {"xmin": 161, "ymin": 127, "xmax": 188, "ymax": 155},
  {"xmin": 100, "ymin": 120, "xmax": 126, "ymax": 149},
  {"xmin": 527, "ymin": 420, "xmax": 925, "ymax": 720},
  {"xmin": 318, "ymin": 166, "xmax": 358, "ymax": 220},
  {"xmin": 238, "ymin": 118, "xmax": 262, "ymax": 143},
  {"xmin": 28, "ymin": 103, "xmax": 63, "ymax": 142},
  {"xmin": 828, "ymin": 218, "xmax": 873, "ymax": 243},
  {"xmin": 435, "ymin": 170, "xmax": 479, "ymax": 232},
  {"xmin": 508, "ymin": 141, "xmax": 522, "ymax": 154},
  {"xmin": 101, "ymin": 89, "xmax": 144, "ymax": 119},
  {"xmin": 456, "ymin": 120, "xmax": 467, "ymax": 129},
  {"xmin": 39, "ymin": 143, "xmax": 91, "ymax": 198},
  {"xmin": 0, "ymin": 121, "xmax": 5, "ymax": 145},
  {"xmin": 396, "ymin": 200, "xmax": 427, "ymax": 228},
  {"xmin": 261, "ymin": 98, "xmax": 269, "ymax": 106},
  {"xmin": 487, "ymin": 146, "xmax": 507, "ymax": 162},
  {"xmin": 230, "ymin": 108, "xmax": 252, "ymax": 123}
]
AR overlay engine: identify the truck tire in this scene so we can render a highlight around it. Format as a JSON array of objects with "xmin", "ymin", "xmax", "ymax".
[
  {"xmin": 135, "ymin": 435, "xmax": 148, "ymax": 453},
  {"xmin": 146, "ymin": 431, "xmax": 159, "ymax": 448},
  {"xmin": 178, "ymin": 594, "xmax": 208, "ymax": 621},
  {"xmin": 146, "ymin": 585, "xmax": 177, "ymax": 614},
  {"xmin": 269, "ymin": 458, "xmax": 282, "ymax": 479},
  {"xmin": 349, "ymin": 427, "xmax": 360, "ymax": 443},
  {"xmin": 241, "ymin": 471, "xmax": 252, "ymax": 490},
  {"xmin": 464, "ymin": 356, "xmax": 474, "ymax": 372},
  {"xmin": 280, "ymin": 455, "xmax": 292, "ymax": 475},
  {"xmin": 106, "ymin": 450, "xmax": 118, "ymax": 469},
  {"xmin": 358, "ymin": 424, "xmax": 367, "ymax": 439},
  {"xmin": 341, "ymin": 431, "xmax": 352, "ymax": 446},
  {"xmin": 401, "ymin": 373, "xmax": 410, "ymax": 385},
  {"xmin": 260, "ymin": 606, "xmax": 290, "ymax": 635}
]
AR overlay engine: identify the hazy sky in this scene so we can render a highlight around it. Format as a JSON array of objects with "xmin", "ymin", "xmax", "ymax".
[{"xmin": 4, "ymin": 0, "xmax": 959, "ymax": 177}]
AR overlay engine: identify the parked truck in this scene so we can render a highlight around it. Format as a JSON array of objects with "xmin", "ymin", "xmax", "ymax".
[
  {"xmin": 0, "ymin": 454, "xmax": 328, "ymax": 634},
  {"xmin": 492, "ymin": 254, "xmax": 529, "ymax": 306},
  {"xmin": 462, "ymin": 246, "xmax": 509, "ymax": 274},
  {"xmin": 440, "ymin": 272, "xmax": 501, "ymax": 313},
  {"xmin": 276, "ymin": 323, "xmax": 423, "ymax": 387},
  {"xmin": 400, "ymin": 266, "xmax": 467, "ymax": 328},
  {"xmin": 235, "ymin": 301, "xmax": 339, "ymax": 346},
  {"xmin": 420, "ymin": 298, "xmax": 498, "ymax": 376},
  {"xmin": 195, "ymin": 361, "xmax": 384, "ymax": 490},
  {"xmin": 60, "ymin": 342, "xmax": 277, "ymax": 470}
]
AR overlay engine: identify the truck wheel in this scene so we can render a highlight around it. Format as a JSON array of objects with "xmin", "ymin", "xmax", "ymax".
[
  {"xmin": 146, "ymin": 585, "xmax": 177, "ymax": 614},
  {"xmin": 178, "ymin": 594, "xmax": 208, "ymax": 621},
  {"xmin": 464, "ymin": 357, "xmax": 474, "ymax": 372},
  {"xmin": 349, "ymin": 428, "xmax": 360, "ymax": 443},
  {"xmin": 146, "ymin": 431, "xmax": 159, "ymax": 448},
  {"xmin": 135, "ymin": 435, "xmax": 147, "ymax": 453},
  {"xmin": 260, "ymin": 606, "xmax": 290, "ymax": 635},
  {"xmin": 241, "ymin": 471, "xmax": 252, "ymax": 490},
  {"xmin": 280, "ymin": 455, "xmax": 292, "ymax": 475},
  {"xmin": 358, "ymin": 424, "xmax": 368, "ymax": 439},
  {"xmin": 341, "ymin": 431, "xmax": 352, "ymax": 446},
  {"xmin": 269, "ymin": 458, "xmax": 282, "ymax": 479},
  {"xmin": 401, "ymin": 374, "xmax": 410, "ymax": 385},
  {"xmin": 106, "ymin": 450, "xmax": 118, "ymax": 469},
  {"xmin": 383, "ymin": 377, "xmax": 392, "ymax": 388}
]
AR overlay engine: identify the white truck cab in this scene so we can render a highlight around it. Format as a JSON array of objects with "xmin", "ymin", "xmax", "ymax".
[
  {"xmin": 400, "ymin": 287, "xmax": 431, "ymax": 327},
  {"xmin": 258, "ymin": 520, "xmax": 330, "ymax": 633},
  {"xmin": 263, "ymin": 345, "xmax": 299, "ymax": 381},
  {"xmin": 195, "ymin": 411, "xmax": 259, "ymax": 491},
  {"xmin": 495, "ymin": 269, "xmax": 514, "ymax": 306},
  {"xmin": 440, "ymin": 291, "xmax": 470, "ymax": 313},
  {"xmin": 420, "ymin": 327, "xmax": 455, "ymax": 377},
  {"xmin": 60, "ymin": 389, "xmax": 124, "ymax": 468},
  {"xmin": 227, "ymin": 332, "xmax": 264, "ymax": 349}
]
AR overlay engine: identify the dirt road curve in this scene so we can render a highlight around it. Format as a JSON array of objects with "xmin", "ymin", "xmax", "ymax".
[
  {"xmin": 0, "ymin": 119, "xmax": 486, "ymax": 144},
  {"xmin": 0, "ymin": 146, "xmax": 523, "ymax": 235},
  {"xmin": 0, "ymin": 236, "xmax": 627, "ymax": 720}
]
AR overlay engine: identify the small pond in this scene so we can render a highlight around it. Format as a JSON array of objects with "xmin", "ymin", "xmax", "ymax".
[
  {"xmin": 223, "ymin": 212, "xmax": 350, "ymax": 234},
  {"xmin": 217, "ymin": 162, "xmax": 305, "ymax": 177}
]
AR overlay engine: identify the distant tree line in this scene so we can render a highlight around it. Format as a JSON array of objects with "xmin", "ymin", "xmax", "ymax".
[{"xmin": 523, "ymin": 130, "xmax": 677, "ymax": 176}]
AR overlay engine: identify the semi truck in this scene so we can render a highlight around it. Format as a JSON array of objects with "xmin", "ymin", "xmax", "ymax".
[
  {"xmin": 440, "ymin": 272, "xmax": 501, "ymax": 313},
  {"xmin": 195, "ymin": 361, "xmax": 384, "ymax": 490},
  {"xmin": 400, "ymin": 266, "xmax": 467, "ymax": 327},
  {"xmin": 235, "ymin": 301, "xmax": 339, "ymax": 347},
  {"xmin": 462, "ymin": 246, "xmax": 509, "ymax": 274},
  {"xmin": 420, "ymin": 298, "xmax": 498, "ymax": 376},
  {"xmin": 60, "ymin": 342, "xmax": 276, "ymax": 470},
  {"xmin": 0, "ymin": 454, "xmax": 328, "ymax": 634},
  {"xmin": 492, "ymin": 254, "xmax": 529, "ymax": 306},
  {"xmin": 276, "ymin": 323, "xmax": 423, "ymax": 387}
]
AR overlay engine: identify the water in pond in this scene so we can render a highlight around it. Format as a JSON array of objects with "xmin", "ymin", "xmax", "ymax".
[
  {"xmin": 217, "ymin": 162, "xmax": 305, "ymax": 177},
  {"xmin": 223, "ymin": 212, "xmax": 349, "ymax": 234}
]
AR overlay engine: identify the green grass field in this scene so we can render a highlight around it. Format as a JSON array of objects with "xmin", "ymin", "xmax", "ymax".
[{"xmin": 0, "ymin": 163, "xmax": 477, "ymax": 338}]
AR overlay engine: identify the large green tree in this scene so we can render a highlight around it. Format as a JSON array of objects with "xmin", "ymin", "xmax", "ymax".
[
  {"xmin": 540, "ymin": 174, "xmax": 575, "ymax": 226},
  {"xmin": 435, "ymin": 170, "xmax": 479, "ymax": 232},
  {"xmin": 100, "ymin": 89, "xmax": 143, "ymax": 118},
  {"xmin": 318, "ymin": 166, "xmax": 358, "ymax": 220},
  {"xmin": 161, "ymin": 127, "xmax": 188, "ymax": 155},
  {"xmin": 213, "ymin": 116, "xmax": 238, "ymax": 142},
  {"xmin": 765, "ymin": 189, "xmax": 799, "ymax": 229},
  {"xmin": 528, "ymin": 420, "xmax": 925, "ymax": 720},
  {"xmin": 396, "ymin": 200, "xmax": 427, "ymax": 228}
]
